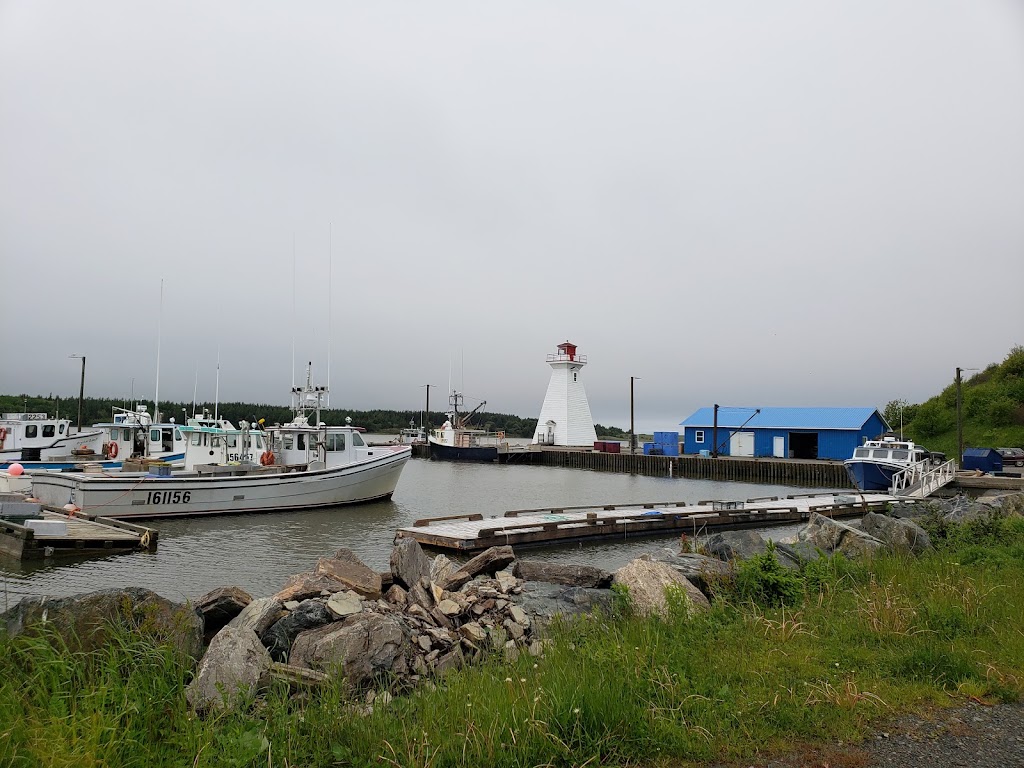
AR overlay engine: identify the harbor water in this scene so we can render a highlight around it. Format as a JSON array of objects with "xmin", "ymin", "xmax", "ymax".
[{"xmin": 0, "ymin": 454, "xmax": 832, "ymax": 611}]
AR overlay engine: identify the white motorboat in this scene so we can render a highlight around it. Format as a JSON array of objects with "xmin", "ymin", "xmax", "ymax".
[
  {"xmin": 29, "ymin": 370, "xmax": 412, "ymax": 519},
  {"xmin": 844, "ymin": 436, "xmax": 931, "ymax": 492},
  {"xmin": 0, "ymin": 412, "xmax": 107, "ymax": 470}
]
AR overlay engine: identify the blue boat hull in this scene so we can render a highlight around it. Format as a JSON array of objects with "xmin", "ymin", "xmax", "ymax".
[
  {"xmin": 844, "ymin": 460, "xmax": 897, "ymax": 492},
  {"xmin": 428, "ymin": 442, "xmax": 498, "ymax": 462}
]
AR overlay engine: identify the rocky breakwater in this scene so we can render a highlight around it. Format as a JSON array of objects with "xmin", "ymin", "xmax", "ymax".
[{"xmin": 6, "ymin": 493, "xmax": 1021, "ymax": 716}]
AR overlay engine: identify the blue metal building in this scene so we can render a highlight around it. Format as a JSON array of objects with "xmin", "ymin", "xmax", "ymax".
[{"xmin": 679, "ymin": 407, "xmax": 889, "ymax": 461}]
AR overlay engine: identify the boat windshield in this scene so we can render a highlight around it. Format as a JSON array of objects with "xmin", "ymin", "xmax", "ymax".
[
  {"xmin": 871, "ymin": 449, "xmax": 889, "ymax": 459},
  {"xmin": 891, "ymin": 449, "xmax": 909, "ymax": 460},
  {"xmin": 854, "ymin": 448, "xmax": 869, "ymax": 458},
  {"xmin": 352, "ymin": 432, "xmax": 365, "ymax": 447}
]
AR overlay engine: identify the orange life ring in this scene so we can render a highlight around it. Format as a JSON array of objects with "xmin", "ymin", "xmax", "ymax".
[
  {"xmin": 260, "ymin": 450, "xmax": 275, "ymax": 466},
  {"xmin": 107, "ymin": 441, "xmax": 119, "ymax": 459},
  {"xmin": 0, "ymin": 427, "xmax": 6, "ymax": 444}
]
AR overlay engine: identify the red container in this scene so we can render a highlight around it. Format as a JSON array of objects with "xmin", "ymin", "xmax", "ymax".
[
  {"xmin": 594, "ymin": 441, "xmax": 605, "ymax": 452},
  {"xmin": 605, "ymin": 441, "xmax": 621, "ymax": 454}
]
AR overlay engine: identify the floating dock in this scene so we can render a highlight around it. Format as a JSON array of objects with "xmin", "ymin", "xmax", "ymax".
[
  {"xmin": 396, "ymin": 492, "xmax": 895, "ymax": 552},
  {"xmin": 0, "ymin": 504, "xmax": 158, "ymax": 561}
]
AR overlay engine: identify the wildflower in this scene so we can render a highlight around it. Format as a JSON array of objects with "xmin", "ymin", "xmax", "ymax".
[
  {"xmin": 520, "ymin": 678, "xmax": 526, "ymax": 682},
  {"xmin": 573, "ymin": 708, "xmax": 580, "ymax": 714},
  {"xmin": 505, "ymin": 677, "xmax": 513, "ymax": 683}
]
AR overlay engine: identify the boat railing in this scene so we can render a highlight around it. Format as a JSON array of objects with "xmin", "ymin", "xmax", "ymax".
[{"xmin": 890, "ymin": 459, "xmax": 958, "ymax": 498}]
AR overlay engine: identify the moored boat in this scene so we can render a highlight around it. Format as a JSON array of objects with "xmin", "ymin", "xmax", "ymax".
[
  {"xmin": 28, "ymin": 369, "xmax": 412, "ymax": 519},
  {"xmin": 427, "ymin": 391, "xmax": 506, "ymax": 462},
  {"xmin": 0, "ymin": 413, "xmax": 107, "ymax": 470},
  {"xmin": 844, "ymin": 436, "xmax": 931, "ymax": 492}
]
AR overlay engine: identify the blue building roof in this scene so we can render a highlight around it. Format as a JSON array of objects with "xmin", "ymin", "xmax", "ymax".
[{"xmin": 679, "ymin": 407, "xmax": 884, "ymax": 431}]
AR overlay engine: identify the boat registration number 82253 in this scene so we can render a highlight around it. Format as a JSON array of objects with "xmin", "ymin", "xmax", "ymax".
[{"xmin": 146, "ymin": 490, "xmax": 192, "ymax": 505}]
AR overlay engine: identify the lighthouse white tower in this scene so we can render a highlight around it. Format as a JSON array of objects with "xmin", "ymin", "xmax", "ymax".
[{"xmin": 533, "ymin": 341, "xmax": 598, "ymax": 447}]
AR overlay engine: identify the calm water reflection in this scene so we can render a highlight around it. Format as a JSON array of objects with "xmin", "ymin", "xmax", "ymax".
[{"xmin": 1, "ymin": 457, "xmax": 831, "ymax": 610}]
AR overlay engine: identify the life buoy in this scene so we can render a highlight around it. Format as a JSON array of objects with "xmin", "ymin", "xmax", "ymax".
[
  {"xmin": 107, "ymin": 442, "xmax": 119, "ymax": 459},
  {"xmin": 260, "ymin": 450, "xmax": 275, "ymax": 466},
  {"xmin": 0, "ymin": 427, "xmax": 6, "ymax": 445}
]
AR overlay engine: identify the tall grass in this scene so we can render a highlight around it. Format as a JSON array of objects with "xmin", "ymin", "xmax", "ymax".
[{"xmin": 3, "ymin": 513, "xmax": 1024, "ymax": 767}]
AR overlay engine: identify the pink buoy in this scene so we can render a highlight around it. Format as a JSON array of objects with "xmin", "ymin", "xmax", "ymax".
[
  {"xmin": 7, "ymin": 463, "xmax": 24, "ymax": 477},
  {"xmin": 63, "ymin": 503, "xmax": 80, "ymax": 514}
]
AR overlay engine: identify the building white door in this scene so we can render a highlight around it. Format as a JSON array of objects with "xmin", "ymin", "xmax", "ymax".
[
  {"xmin": 773, "ymin": 436, "xmax": 785, "ymax": 458},
  {"xmin": 730, "ymin": 431, "xmax": 755, "ymax": 457}
]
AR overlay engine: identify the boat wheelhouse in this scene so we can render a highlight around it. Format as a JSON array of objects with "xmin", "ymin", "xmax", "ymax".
[
  {"xmin": 427, "ymin": 390, "xmax": 507, "ymax": 462},
  {"xmin": 0, "ymin": 412, "xmax": 106, "ymax": 469}
]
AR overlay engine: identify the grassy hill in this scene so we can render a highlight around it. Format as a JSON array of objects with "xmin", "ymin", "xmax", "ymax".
[{"xmin": 890, "ymin": 345, "xmax": 1024, "ymax": 456}]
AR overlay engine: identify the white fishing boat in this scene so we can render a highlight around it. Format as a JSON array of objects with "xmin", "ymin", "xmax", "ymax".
[
  {"xmin": 428, "ymin": 391, "xmax": 507, "ymax": 462},
  {"xmin": 94, "ymin": 404, "xmax": 204, "ymax": 467},
  {"xmin": 0, "ymin": 413, "xmax": 107, "ymax": 470},
  {"xmin": 28, "ymin": 370, "xmax": 412, "ymax": 519}
]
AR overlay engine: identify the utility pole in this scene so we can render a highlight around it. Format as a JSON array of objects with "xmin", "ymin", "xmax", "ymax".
[
  {"xmin": 423, "ymin": 384, "xmax": 435, "ymax": 435},
  {"xmin": 629, "ymin": 376, "xmax": 637, "ymax": 455},
  {"xmin": 956, "ymin": 367, "xmax": 963, "ymax": 462},
  {"xmin": 712, "ymin": 403, "xmax": 719, "ymax": 458}
]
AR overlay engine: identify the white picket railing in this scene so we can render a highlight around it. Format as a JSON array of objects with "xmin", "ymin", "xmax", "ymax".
[{"xmin": 890, "ymin": 459, "xmax": 957, "ymax": 498}]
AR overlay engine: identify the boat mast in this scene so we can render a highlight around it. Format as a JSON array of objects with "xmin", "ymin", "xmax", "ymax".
[
  {"xmin": 154, "ymin": 278, "xmax": 163, "ymax": 424},
  {"xmin": 327, "ymin": 222, "xmax": 332, "ymax": 408}
]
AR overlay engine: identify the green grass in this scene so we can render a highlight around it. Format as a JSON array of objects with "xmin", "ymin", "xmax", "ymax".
[{"xmin": 4, "ymin": 514, "xmax": 1024, "ymax": 767}]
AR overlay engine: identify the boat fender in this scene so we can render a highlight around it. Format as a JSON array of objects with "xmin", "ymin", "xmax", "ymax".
[
  {"xmin": 107, "ymin": 441, "xmax": 119, "ymax": 459},
  {"xmin": 260, "ymin": 450, "xmax": 275, "ymax": 466}
]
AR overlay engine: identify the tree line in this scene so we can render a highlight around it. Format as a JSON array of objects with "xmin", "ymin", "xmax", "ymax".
[{"xmin": 0, "ymin": 394, "xmax": 630, "ymax": 439}]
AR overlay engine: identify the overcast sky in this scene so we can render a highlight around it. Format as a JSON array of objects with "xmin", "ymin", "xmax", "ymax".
[{"xmin": 1, "ymin": 1, "xmax": 1022, "ymax": 433}]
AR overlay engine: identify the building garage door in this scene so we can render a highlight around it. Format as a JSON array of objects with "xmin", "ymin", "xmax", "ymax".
[{"xmin": 730, "ymin": 431, "xmax": 755, "ymax": 457}]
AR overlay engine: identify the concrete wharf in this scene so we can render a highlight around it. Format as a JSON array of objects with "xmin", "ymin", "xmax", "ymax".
[
  {"xmin": 396, "ymin": 491, "xmax": 895, "ymax": 552},
  {"xmin": 0, "ymin": 505, "xmax": 157, "ymax": 561}
]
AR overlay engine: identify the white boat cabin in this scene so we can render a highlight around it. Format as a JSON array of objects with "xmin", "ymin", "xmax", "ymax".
[
  {"xmin": 180, "ymin": 419, "xmax": 268, "ymax": 470},
  {"xmin": 850, "ymin": 438, "xmax": 930, "ymax": 467},
  {"xmin": 0, "ymin": 412, "xmax": 105, "ymax": 457},
  {"xmin": 95, "ymin": 405, "xmax": 202, "ymax": 462}
]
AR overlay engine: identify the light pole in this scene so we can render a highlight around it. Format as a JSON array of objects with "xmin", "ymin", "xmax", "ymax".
[
  {"xmin": 69, "ymin": 355, "xmax": 86, "ymax": 434},
  {"xmin": 422, "ymin": 384, "xmax": 437, "ymax": 435},
  {"xmin": 955, "ymin": 367, "xmax": 979, "ymax": 461},
  {"xmin": 629, "ymin": 376, "xmax": 641, "ymax": 454}
]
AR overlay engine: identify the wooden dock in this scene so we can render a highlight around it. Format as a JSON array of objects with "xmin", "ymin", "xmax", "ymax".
[
  {"xmin": 395, "ymin": 492, "xmax": 896, "ymax": 552},
  {"xmin": 0, "ymin": 506, "xmax": 158, "ymax": 561}
]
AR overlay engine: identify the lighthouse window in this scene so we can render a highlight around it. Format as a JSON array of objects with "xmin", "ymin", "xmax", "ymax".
[
  {"xmin": 573, "ymin": 372, "xmax": 577, "ymax": 382},
  {"xmin": 43, "ymin": 424, "xmax": 55, "ymax": 437}
]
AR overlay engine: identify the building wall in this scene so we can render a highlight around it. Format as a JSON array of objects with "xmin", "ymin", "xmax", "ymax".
[{"xmin": 684, "ymin": 424, "xmax": 884, "ymax": 459}]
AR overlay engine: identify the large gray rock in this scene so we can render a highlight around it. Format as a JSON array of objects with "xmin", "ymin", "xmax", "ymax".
[
  {"xmin": 273, "ymin": 572, "xmax": 348, "ymax": 603},
  {"xmin": 261, "ymin": 600, "xmax": 333, "ymax": 661},
  {"xmin": 430, "ymin": 554, "xmax": 457, "ymax": 585},
  {"xmin": 646, "ymin": 550, "xmax": 733, "ymax": 595},
  {"xmin": 613, "ymin": 558, "xmax": 711, "ymax": 617},
  {"xmin": 227, "ymin": 597, "xmax": 285, "ymax": 637},
  {"xmin": 516, "ymin": 583, "xmax": 615, "ymax": 626},
  {"xmin": 518, "ymin": 560, "xmax": 612, "ymax": 588},
  {"xmin": 861, "ymin": 511, "xmax": 932, "ymax": 555},
  {"xmin": 195, "ymin": 586, "xmax": 252, "ymax": 641},
  {"xmin": 799, "ymin": 513, "xmax": 884, "ymax": 558},
  {"xmin": 701, "ymin": 530, "xmax": 771, "ymax": 562},
  {"xmin": 442, "ymin": 546, "xmax": 517, "ymax": 591},
  {"xmin": 1, "ymin": 587, "xmax": 203, "ymax": 659},
  {"xmin": 290, "ymin": 612, "xmax": 409, "ymax": 689},
  {"xmin": 390, "ymin": 538, "xmax": 432, "ymax": 590},
  {"xmin": 186, "ymin": 627, "xmax": 271, "ymax": 713},
  {"xmin": 315, "ymin": 549, "xmax": 383, "ymax": 599}
]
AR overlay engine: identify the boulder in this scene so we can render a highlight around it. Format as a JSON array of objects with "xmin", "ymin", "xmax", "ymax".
[
  {"xmin": 186, "ymin": 627, "xmax": 271, "ymax": 713},
  {"xmin": 261, "ymin": 600, "xmax": 333, "ymax": 661},
  {"xmin": 442, "ymin": 546, "xmax": 516, "ymax": 591},
  {"xmin": 1, "ymin": 587, "xmax": 203, "ymax": 659},
  {"xmin": 861, "ymin": 511, "xmax": 932, "ymax": 555},
  {"xmin": 517, "ymin": 582, "xmax": 615, "ymax": 626},
  {"xmin": 384, "ymin": 584, "xmax": 408, "ymax": 606},
  {"xmin": 430, "ymin": 554, "xmax": 457, "ymax": 585},
  {"xmin": 645, "ymin": 550, "xmax": 732, "ymax": 594},
  {"xmin": 290, "ymin": 612, "xmax": 409, "ymax": 689},
  {"xmin": 799, "ymin": 513, "xmax": 884, "ymax": 558},
  {"xmin": 518, "ymin": 560, "xmax": 613, "ymax": 588},
  {"xmin": 228, "ymin": 597, "xmax": 284, "ymax": 636},
  {"xmin": 326, "ymin": 591, "xmax": 363, "ymax": 619},
  {"xmin": 194, "ymin": 586, "xmax": 252, "ymax": 641},
  {"xmin": 390, "ymin": 538, "xmax": 432, "ymax": 590},
  {"xmin": 274, "ymin": 572, "xmax": 348, "ymax": 603},
  {"xmin": 701, "ymin": 530, "xmax": 771, "ymax": 562},
  {"xmin": 314, "ymin": 549, "xmax": 382, "ymax": 599},
  {"xmin": 613, "ymin": 558, "xmax": 710, "ymax": 618}
]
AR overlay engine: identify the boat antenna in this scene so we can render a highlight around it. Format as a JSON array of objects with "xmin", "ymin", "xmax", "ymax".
[
  {"xmin": 192, "ymin": 364, "xmax": 198, "ymax": 418},
  {"xmin": 291, "ymin": 231, "xmax": 296, "ymax": 392},
  {"xmin": 327, "ymin": 221, "xmax": 332, "ymax": 408},
  {"xmin": 154, "ymin": 278, "xmax": 163, "ymax": 423},
  {"xmin": 214, "ymin": 342, "xmax": 221, "ymax": 421}
]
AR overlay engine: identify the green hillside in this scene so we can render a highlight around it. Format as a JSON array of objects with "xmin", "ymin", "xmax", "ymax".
[{"xmin": 885, "ymin": 345, "xmax": 1024, "ymax": 456}]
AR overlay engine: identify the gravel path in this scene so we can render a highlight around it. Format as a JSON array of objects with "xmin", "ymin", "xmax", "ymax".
[{"xmin": 711, "ymin": 701, "xmax": 1024, "ymax": 768}]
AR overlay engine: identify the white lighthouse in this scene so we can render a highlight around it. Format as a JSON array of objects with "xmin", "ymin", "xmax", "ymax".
[{"xmin": 533, "ymin": 340, "xmax": 598, "ymax": 447}]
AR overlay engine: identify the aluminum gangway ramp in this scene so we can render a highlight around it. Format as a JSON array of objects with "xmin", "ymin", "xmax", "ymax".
[{"xmin": 891, "ymin": 460, "xmax": 957, "ymax": 499}]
